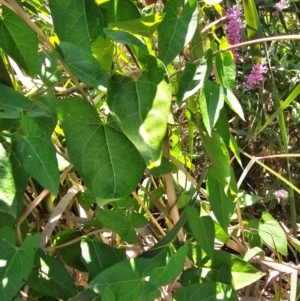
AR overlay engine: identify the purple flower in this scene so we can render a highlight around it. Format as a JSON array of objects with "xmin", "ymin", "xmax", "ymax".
[
  {"xmin": 274, "ymin": 189, "xmax": 288, "ymax": 201},
  {"xmin": 226, "ymin": 6, "xmax": 243, "ymax": 59},
  {"xmin": 275, "ymin": 0, "xmax": 287, "ymax": 12},
  {"xmin": 243, "ymin": 63, "xmax": 268, "ymax": 89}
]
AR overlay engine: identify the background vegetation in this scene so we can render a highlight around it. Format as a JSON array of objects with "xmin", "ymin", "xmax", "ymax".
[{"xmin": 1, "ymin": 0, "xmax": 300, "ymax": 300}]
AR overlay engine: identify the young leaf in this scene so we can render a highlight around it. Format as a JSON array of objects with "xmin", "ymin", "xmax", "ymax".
[
  {"xmin": 207, "ymin": 167, "xmax": 235, "ymax": 232},
  {"xmin": 0, "ymin": 227, "xmax": 40, "ymax": 301},
  {"xmin": 186, "ymin": 206, "xmax": 215, "ymax": 257},
  {"xmin": 0, "ymin": 84, "xmax": 46, "ymax": 119},
  {"xmin": 198, "ymin": 81, "xmax": 224, "ymax": 136},
  {"xmin": 81, "ymin": 237, "xmax": 126, "ymax": 281},
  {"xmin": 215, "ymin": 51, "xmax": 236, "ymax": 90},
  {"xmin": 11, "ymin": 115, "xmax": 59, "ymax": 195},
  {"xmin": 173, "ymin": 282, "xmax": 238, "ymax": 301},
  {"xmin": 59, "ymin": 41, "xmax": 109, "ymax": 89},
  {"xmin": 158, "ymin": 0, "xmax": 198, "ymax": 65},
  {"xmin": 107, "ymin": 56, "xmax": 171, "ymax": 168},
  {"xmin": 209, "ymin": 250, "xmax": 265, "ymax": 289},
  {"xmin": 26, "ymin": 249, "xmax": 77, "ymax": 299},
  {"xmin": 58, "ymin": 97, "xmax": 145, "ymax": 200},
  {"xmin": 96, "ymin": 208, "xmax": 148, "ymax": 243},
  {"xmin": 150, "ymin": 244, "xmax": 188, "ymax": 287},
  {"xmin": 199, "ymin": 130, "xmax": 231, "ymax": 192},
  {"xmin": 109, "ymin": 14, "xmax": 164, "ymax": 37},
  {"xmin": 258, "ymin": 212, "xmax": 288, "ymax": 256},
  {"xmin": 177, "ymin": 50, "xmax": 213, "ymax": 104},
  {"xmin": 49, "ymin": 0, "xmax": 106, "ymax": 51},
  {"xmin": 0, "ymin": 5, "xmax": 38, "ymax": 76},
  {"xmin": 88, "ymin": 257, "xmax": 160, "ymax": 301}
]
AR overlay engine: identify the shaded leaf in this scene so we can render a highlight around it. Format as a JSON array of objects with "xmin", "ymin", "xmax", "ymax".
[
  {"xmin": 0, "ymin": 84, "xmax": 47, "ymax": 119},
  {"xmin": 81, "ymin": 237, "xmax": 126, "ymax": 281},
  {"xmin": 100, "ymin": 0, "xmax": 140, "ymax": 23},
  {"xmin": 0, "ymin": 5, "xmax": 38, "ymax": 76},
  {"xmin": 49, "ymin": 0, "xmax": 105, "ymax": 51},
  {"xmin": 215, "ymin": 51, "xmax": 236, "ymax": 90},
  {"xmin": 58, "ymin": 97, "xmax": 145, "ymax": 200},
  {"xmin": 97, "ymin": 208, "xmax": 148, "ymax": 243},
  {"xmin": 150, "ymin": 244, "xmax": 188, "ymax": 287},
  {"xmin": 198, "ymin": 81, "xmax": 224, "ymax": 136},
  {"xmin": 107, "ymin": 56, "xmax": 171, "ymax": 168},
  {"xmin": 186, "ymin": 206, "xmax": 215, "ymax": 257},
  {"xmin": 158, "ymin": 0, "xmax": 198, "ymax": 65},
  {"xmin": 0, "ymin": 227, "xmax": 40, "ymax": 301},
  {"xmin": 207, "ymin": 167, "xmax": 235, "ymax": 231},
  {"xmin": 26, "ymin": 249, "xmax": 77, "ymax": 299},
  {"xmin": 11, "ymin": 115, "xmax": 59, "ymax": 195},
  {"xmin": 173, "ymin": 282, "xmax": 238, "ymax": 301},
  {"xmin": 177, "ymin": 50, "xmax": 212, "ymax": 104},
  {"xmin": 88, "ymin": 257, "xmax": 160, "ymax": 301},
  {"xmin": 59, "ymin": 41, "xmax": 109, "ymax": 89},
  {"xmin": 259, "ymin": 212, "xmax": 287, "ymax": 256}
]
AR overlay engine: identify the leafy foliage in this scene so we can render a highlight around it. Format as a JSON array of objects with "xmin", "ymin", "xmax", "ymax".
[{"xmin": 0, "ymin": 0, "xmax": 300, "ymax": 300}]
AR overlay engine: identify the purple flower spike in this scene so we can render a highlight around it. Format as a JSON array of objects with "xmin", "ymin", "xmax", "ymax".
[
  {"xmin": 226, "ymin": 6, "xmax": 243, "ymax": 59},
  {"xmin": 243, "ymin": 63, "xmax": 268, "ymax": 89},
  {"xmin": 275, "ymin": 0, "xmax": 287, "ymax": 12},
  {"xmin": 274, "ymin": 189, "xmax": 288, "ymax": 201}
]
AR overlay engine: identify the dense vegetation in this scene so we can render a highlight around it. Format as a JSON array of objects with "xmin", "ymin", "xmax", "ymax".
[{"xmin": 1, "ymin": 0, "xmax": 300, "ymax": 300}]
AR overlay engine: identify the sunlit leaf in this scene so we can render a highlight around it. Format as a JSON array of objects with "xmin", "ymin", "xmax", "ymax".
[{"xmin": 107, "ymin": 55, "xmax": 171, "ymax": 168}]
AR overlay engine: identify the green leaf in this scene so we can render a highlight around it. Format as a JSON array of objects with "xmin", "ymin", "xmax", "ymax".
[
  {"xmin": 149, "ymin": 156, "xmax": 172, "ymax": 177},
  {"xmin": 229, "ymin": 134, "xmax": 243, "ymax": 167},
  {"xmin": 150, "ymin": 245, "xmax": 188, "ymax": 287},
  {"xmin": 52, "ymin": 229, "xmax": 87, "ymax": 272},
  {"xmin": 88, "ymin": 257, "xmax": 160, "ymax": 301},
  {"xmin": 109, "ymin": 14, "xmax": 164, "ymax": 37},
  {"xmin": 0, "ymin": 84, "xmax": 46, "ymax": 119},
  {"xmin": 200, "ymin": 131, "xmax": 231, "ymax": 192},
  {"xmin": 57, "ymin": 97, "xmax": 145, "ymax": 200},
  {"xmin": 173, "ymin": 282, "xmax": 238, "ymax": 301},
  {"xmin": 224, "ymin": 88, "xmax": 245, "ymax": 121},
  {"xmin": 198, "ymin": 81, "xmax": 224, "ymax": 136},
  {"xmin": 238, "ymin": 191, "xmax": 261, "ymax": 208},
  {"xmin": 247, "ymin": 219, "xmax": 263, "ymax": 249},
  {"xmin": 97, "ymin": 208, "xmax": 148, "ymax": 243},
  {"xmin": 215, "ymin": 51, "xmax": 236, "ymax": 90},
  {"xmin": 26, "ymin": 249, "xmax": 77, "ymax": 299},
  {"xmin": 81, "ymin": 237, "xmax": 126, "ymax": 281},
  {"xmin": 0, "ymin": 227, "xmax": 40, "ymax": 301},
  {"xmin": 0, "ymin": 5, "xmax": 38, "ymax": 76},
  {"xmin": 186, "ymin": 206, "xmax": 215, "ymax": 257},
  {"xmin": 49, "ymin": 0, "xmax": 105, "ymax": 51},
  {"xmin": 103, "ymin": 28, "xmax": 148, "ymax": 55},
  {"xmin": 0, "ymin": 136, "xmax": 28, "ymax": 219},
  {"xmin": 67, "ymin": 289, "xmax": 98, "ymax": 301},
  {"xmin": 37, "ymin": 52, "xmax": 62, "ymax": 88},
  {"xmin": 214, "ymin": 108, "xmax": 230, "ymax": 147},
  {"xmin": 259, "ymin": 212, "xmax": 288, "ymax": 256},
  {"xmin": 11, "ymin": 115, "xmax": 59, "ymax": 195},
  {"xmin": 207, "ymin": 167, "xmax": 235, "ymax": 231},
  {"xmin": 158, "ymin": 0, "xmax": 198, "ymax": 65},
  {"xmin": 177, "ymin": 50, "xmax": 212, "ymax": 104},
  {"xmin": 208, "ymin": 250, "xmax": 265, "ymax": 290},
  {"xmin": 92, "ymin": 37, "xmax": 114, "ymax": 73},
  {"xmin": 107, "ymin": 56, "xmax": 171, "ymax": 168},
  {"xmin": 100, "ymin": 0, "xmax": 140, "ymax": 23},
  {"xmin": 59, "ymin": 41, "xmax": 109, "ymax": 89}
]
